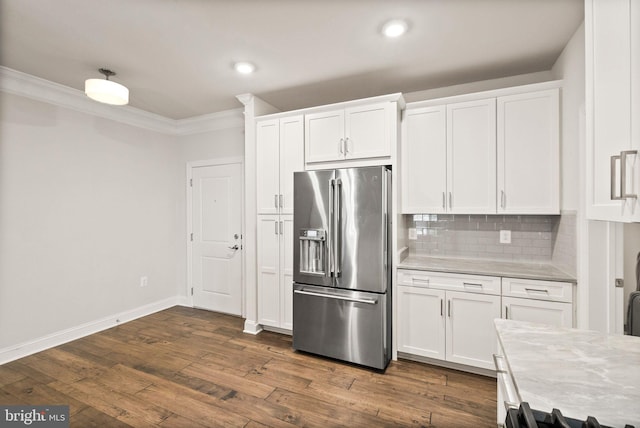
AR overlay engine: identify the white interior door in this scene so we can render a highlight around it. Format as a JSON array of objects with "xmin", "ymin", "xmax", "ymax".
[{"xmin": 191, "ymin": 162, "xmax": 243, "ymax": 315}]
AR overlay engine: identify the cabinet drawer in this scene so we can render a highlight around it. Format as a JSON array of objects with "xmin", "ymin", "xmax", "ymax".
[
  {"xmin": 502, "ymin": 278, "xmax": 572, "ymax": 303},
  {"xmin": 397, "ymin": 269, "xmax": 501, "ymax": 295}
]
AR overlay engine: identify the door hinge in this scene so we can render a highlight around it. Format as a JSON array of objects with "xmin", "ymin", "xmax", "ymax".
[
  {"xmin": 190, "ymin": 178, "xmax": 193, "ymax": 187},
  {"xmin": 190, "ymin": 233, "xmax": 194, "ymax": 241},
  {"xmin": 615, "ymin": 278, "xmax": 624, "ymax": 288},
  {"xmin": 191, "ymin": 287, "xmax": 194, "ymax": 296}
]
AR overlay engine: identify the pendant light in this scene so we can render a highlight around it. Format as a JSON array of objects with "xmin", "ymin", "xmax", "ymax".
[{"xmin": 84, "ymin": 68, "xmax": 129, "ymax": 105}]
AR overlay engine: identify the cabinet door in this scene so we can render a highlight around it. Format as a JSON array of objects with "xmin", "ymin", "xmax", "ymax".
[
  {"xmin": 446, "ymin": 290, "xmax": 500, "ymax": 370},
  {"xmin": 305, "ymin": 109, "xmax": 345, "ymax": 163},
  {"xmin": 280, "ymin": 216, "xmax": 294, "ymax": 330},
  {"xmin": 586, "ymin": 0, "xmax": 639, "ymax": 221},
  {"xmin": 503, "ymin": 296, "xmax": 573, "ymax": 328},
  {"xmin": 497, "ymin": 89, "xmax": 560, "ymax": 214},
  {"xmin": 447, "ymin": 99, "xmax": 497, "ymax": 214},
  {"xmin": 401, "ymin": 106, "xmax": 447, "ymax": 213},
  {"xmin": 257, "ymin": 216, "xmax": 280, "ymax": 327},
  {"xmin": 345, "ymin": 102, "xmax": 392, "ymax": 160},
  {"xmin": 397, "ymin": 286, "xmax": 446, "ymax": 360},
  {"xmin": 279, "ymin": 116, "xmax": 304, "ymax": 215},
  {"xmin": 256, "ymin": 120, "xmax": 280, "ymax": 215}
]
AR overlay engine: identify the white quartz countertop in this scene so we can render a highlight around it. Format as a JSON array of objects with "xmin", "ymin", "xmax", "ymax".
[
  {"xmin": 398, "ymin": 255, "xmax": 576, "ymax": 283},
  {"xmin": 495, "ymin": 319, "xmax": 640, "ymax": 427}
]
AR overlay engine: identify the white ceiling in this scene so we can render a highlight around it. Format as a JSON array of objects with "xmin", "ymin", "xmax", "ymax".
[{"xmin": 0, "ymin": 0, "xmax": 583, "ymax": 120}]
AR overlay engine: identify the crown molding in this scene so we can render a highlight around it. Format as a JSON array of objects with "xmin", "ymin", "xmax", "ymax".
[
  {"xmin": 0, "ymin": 66, "xmax": 243, "ymax": 136},
  {"xmin": 174, "ymin": 109, "xmax": 244, "ymax": 135}
]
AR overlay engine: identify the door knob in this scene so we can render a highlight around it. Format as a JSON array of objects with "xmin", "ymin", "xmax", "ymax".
[{"xmin": 228, "ymin": 245, "xmax": 240, "ymax": 250}]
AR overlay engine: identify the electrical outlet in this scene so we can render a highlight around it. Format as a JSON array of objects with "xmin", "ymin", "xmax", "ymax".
[
  {"xmin": 499, "ymin": 230, "xmax": 511, "ymax": 244},
  {"xmin": 408, "ymin": 228, "xmax": 417, "ymax": 240},
  {"xmin": 140, "ymin": 276, "xmax": 148, "ymax": 287}
]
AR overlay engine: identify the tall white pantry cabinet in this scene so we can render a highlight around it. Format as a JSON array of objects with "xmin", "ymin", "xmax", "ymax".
[{"xmin": 256, "ymin": 116, "xmax": 304, "ymax": 330}]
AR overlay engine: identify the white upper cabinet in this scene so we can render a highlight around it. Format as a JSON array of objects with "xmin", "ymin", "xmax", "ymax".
[
  {"xmin": 279, "ymin": 116, "xmax": 304, "ymax": 214},
  {"xmin": 304, "ymin": 110, "xmax": 345, "ymax": 163},
  {"xmin": 447, "ymin": 99, "xmax": 497, "ymax": 214},
  {"xmin": 586, "ymin": 0, "xmax": 640, "ymax": 222},
  {"xmin": 305, "ymin": 102, "xmax": 393, "ymax": 165},
  {"xmin": 256, "ymin": 119, "xmax": 280, "ymax": 215},
  {"xmin": 497, "ymin": 89, "xmax": 560, "ymax": 214},
  {"xmin": 256, "ymin": 115, "xmax": 304, "ymax": 215},
  {"xmin": 401, "ymin": 106, "xmax": 447, "ymax": 213},
  {"xmin": 401, "ymin": 83, "xmax": 561, "ymax": 215}
]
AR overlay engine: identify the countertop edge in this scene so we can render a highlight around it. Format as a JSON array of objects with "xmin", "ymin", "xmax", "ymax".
[{"xmin": 397, "ymin": 256, "xmax": 576, "ymax": 283}]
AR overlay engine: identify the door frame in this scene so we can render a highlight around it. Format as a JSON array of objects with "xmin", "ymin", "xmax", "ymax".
[{"xmin": 186, "ymin": 157, "xmax": 245, "ymax": 315}]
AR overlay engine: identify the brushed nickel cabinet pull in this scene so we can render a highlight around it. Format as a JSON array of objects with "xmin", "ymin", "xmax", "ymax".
[
  {"xmin": 621, "ymin": 150, "xmax": 638, "ymax": 199},
  {"xmin": 611, "ymin": 154, "xmax": 623, "ymax": 200}
]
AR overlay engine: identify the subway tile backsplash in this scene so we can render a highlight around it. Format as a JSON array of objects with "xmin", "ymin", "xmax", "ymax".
[{"xmin": 407, "ymin": 213, "xmax": 576, "ymax": 270}]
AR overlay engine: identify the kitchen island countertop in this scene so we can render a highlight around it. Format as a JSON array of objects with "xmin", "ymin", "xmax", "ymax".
[
  {"xmin": 398, "ymin": 255, "xmax": 576, "ymax": 283},
  {"xmin": 495, "ymin": 319, "xmax": 640, "ymax": 427}
]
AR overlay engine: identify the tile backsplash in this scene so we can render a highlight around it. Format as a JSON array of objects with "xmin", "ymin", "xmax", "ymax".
[{"xmin": 406, "ymin": 213, "xmax": 576, "ymax": 272}]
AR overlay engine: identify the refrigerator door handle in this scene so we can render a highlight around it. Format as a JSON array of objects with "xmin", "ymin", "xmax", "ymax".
[
  {"xmin": 328, "ymin": 178, "xmax": 335, "ymax": 277},
  {"xmin": 294, "ymin": 289, "xmax": 377, "ymax": 305},
  {"xmin": 334, "ymin": 178, "xmax": 342, "ymax": 277}
]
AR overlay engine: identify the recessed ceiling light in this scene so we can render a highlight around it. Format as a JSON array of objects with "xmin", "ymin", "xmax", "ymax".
[
  {"xmin": 234, "ymin": 61, "xmax": 256, "ymax": 74},
  {"xmin": 382, "ymin": 19, "xmax": 408, "ymax": 38}
]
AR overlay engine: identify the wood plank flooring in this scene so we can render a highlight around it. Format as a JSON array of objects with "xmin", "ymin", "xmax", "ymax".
[{"xmin": 0, "ymin": 307, "xmax": 497, "ymax": 427}]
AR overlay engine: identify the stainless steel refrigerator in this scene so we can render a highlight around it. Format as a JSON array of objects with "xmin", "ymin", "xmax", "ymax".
[{"xmin": 292, "ymin": 166, "xmax": 391, "ymax": 370}]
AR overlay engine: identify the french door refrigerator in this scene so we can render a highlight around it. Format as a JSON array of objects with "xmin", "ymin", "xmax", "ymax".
[{"xmin": 292, "ymin": 166, "xmax": 391, "ymax": 370}]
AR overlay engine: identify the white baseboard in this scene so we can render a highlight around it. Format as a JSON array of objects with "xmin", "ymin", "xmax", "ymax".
[
  {"xmin": 243, "ymin": 319, "xmax": 263, "ymax": 335},
  {"xmin": 397, "ymin": 352, "xmax": 497, "ymax": 378},
  {"xmin": 262, "ymin": 325, "xmax": 292, "ymax": 336},
  {"xmin": 0, "ymin": 297, "xmax": 183, "ymax": 365}
]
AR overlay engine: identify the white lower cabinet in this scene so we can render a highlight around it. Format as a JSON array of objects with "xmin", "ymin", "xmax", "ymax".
[
  {"xmin": 257, "ymin": 215, "xmax": 293, "ymax": 331},
  {"xmin": 397, "ymin": 286, "xmax": 446, "ymax": 359},
  {"xmin": 502, "ymin": 277, "xmax": 574, "ymax": 328},
  {"xmin": 397, "ymin": 270, "xmax": 574, "ymax": 372},
  {"xmin": 397, "ymin": 270, "xmax": 501, "ymax": 371},
  {"xmin": 502, "ymin": 297, "xmax": 572, "ymax": 328},
  {"xmin": 446, "ymin": 290, "xmax": 501, "ymax": 370}
]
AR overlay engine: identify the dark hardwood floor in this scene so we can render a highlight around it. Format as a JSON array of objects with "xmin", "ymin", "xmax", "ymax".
[{"xmin": 0, "ymin": 307, "xmax": 497, "ymax": 427}]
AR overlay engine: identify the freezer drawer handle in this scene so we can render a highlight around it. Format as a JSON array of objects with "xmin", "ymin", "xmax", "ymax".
[{"xmin": 294, "ymin": 289, "xmax": 377, "ymax": 305}]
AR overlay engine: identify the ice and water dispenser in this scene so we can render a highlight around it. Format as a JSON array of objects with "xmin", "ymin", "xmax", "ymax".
[{"xmin": 299, "ymin": 229, "xmax": 326, "ymax": 276}]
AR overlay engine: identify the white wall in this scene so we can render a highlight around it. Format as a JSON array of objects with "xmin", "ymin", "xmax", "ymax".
[
  {"xmin": 0, "ymin": 92, "xmax": 181, "ymax": 350},
  {"xmin": 552, "ymin": 22, "xmax": 585, "ymax": 212},
  {"xmin": 548, "ymin": 22, "xmax": 588, "ymax": 328}
]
